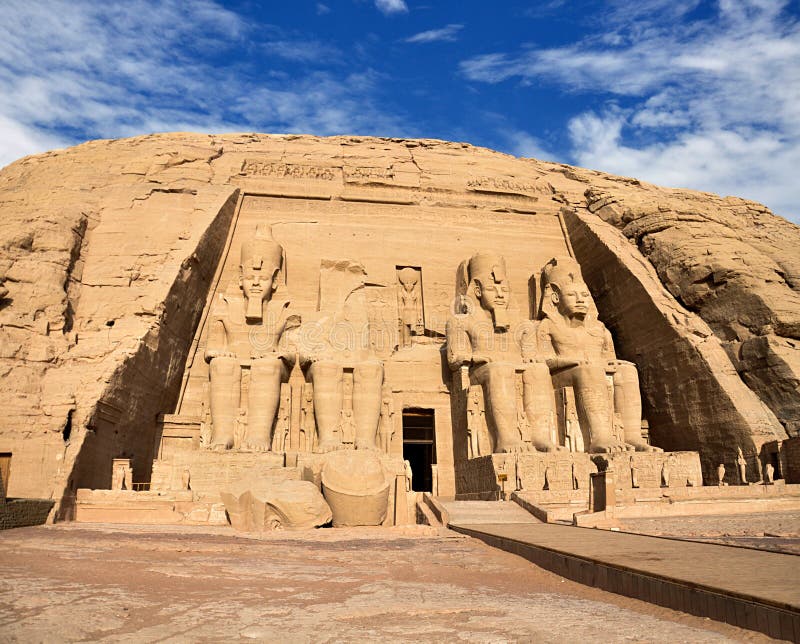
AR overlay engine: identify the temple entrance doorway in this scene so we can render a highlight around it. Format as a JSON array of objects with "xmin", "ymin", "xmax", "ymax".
[
  {"xmin": 402, "ymin": 409, "xmax": 436, "ymax": 492},
  {"xmin": 0, "ymin": 452, "xmax": 11, "ymax": 498}
]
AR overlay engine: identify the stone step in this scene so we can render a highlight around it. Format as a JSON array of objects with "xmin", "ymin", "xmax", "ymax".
[{"xmin": 439, "ymin": 499, "xmax": 541, "ymax": 525}]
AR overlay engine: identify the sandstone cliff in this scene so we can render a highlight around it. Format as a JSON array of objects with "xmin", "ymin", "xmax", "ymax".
[{"xmin": 0, "ymin": 133, "xmax": 794, "ymax": 513}]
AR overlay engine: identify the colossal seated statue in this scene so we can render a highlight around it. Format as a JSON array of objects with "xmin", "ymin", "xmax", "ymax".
[
  {"xmin": 446, "ymin": 253, "xmax": 559, "ymax": 453},
  {"xmin": 296, "ymin": 260, "xmax": 384, "ymax": 453},
  {"xmin": 203, "ymin": 226, "xmax": 297, "ymax": 451},
  {"xmin": 525, "ymin": 256, "xmax": 658, "ymax": 453}
]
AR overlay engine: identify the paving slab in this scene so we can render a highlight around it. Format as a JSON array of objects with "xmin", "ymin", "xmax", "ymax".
[{"xmin": 448, "ymin": 520, "xmax": 800, "ymax": 640}]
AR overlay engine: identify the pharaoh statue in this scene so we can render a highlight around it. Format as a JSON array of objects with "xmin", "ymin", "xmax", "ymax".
[
  {"xmin": 527, "ymin": 256, "xmax": 657, "ymax": 453},
  {"xmin": 204, "ymin": 226, "xmax": 297, "ymax": 450},
  {"xmin": 297, "ymin": 260, "xmax": 384, "ymax": 452},
  {"xmin": 446, "ymin": 252, "xmax": 559, "ymax": 453},
  {"xmin": 397, "ymin": 267, "xmax": 423, "ymax": 349}
]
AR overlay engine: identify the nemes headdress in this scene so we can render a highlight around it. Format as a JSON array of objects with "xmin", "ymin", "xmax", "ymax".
[
  {"xmin": 240, "ymin": 225, "xmax": 283, "ymax": 275},
  {"xmin": 539, "ymin": 256, "xmax": 595, "ymax": 321},
  {"xmin": 468, "ymin": 253, "xmax": 507, "ymax": 286}
]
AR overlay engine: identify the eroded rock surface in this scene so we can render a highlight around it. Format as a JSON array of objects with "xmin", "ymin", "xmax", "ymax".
[
  {"xmin": 0, "ymin": 133, "xmax": 794, "ymax": 510},
  {"xmin": 580, "ymin": 183, "xmax": 800, "ymax": 435}
]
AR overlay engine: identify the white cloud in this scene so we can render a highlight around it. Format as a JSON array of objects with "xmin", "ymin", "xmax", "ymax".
[
  {"xmin": 460, "ymin": 0, "xmax": 800, "ymax": 221},
  {"xmin": 375, "ymin": 0, "xmax": 408, "ymax": 16},
  {"xmin": 316, "ymin": 3, "xmax": 331, "ymax": 15},
  {"xmin": 405, "ymin": 24, "xmax": 463, "ymax": 44},
  {"xmin": 0, "ymin": 0, "xmax": 408, "ymax": 168},
  {"xmin": 0, "ymin": 115, "xmax": 70, "ymax": 168}
]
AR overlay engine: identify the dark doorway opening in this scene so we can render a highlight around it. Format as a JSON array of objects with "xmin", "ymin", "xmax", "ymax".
[{"xmin": 402, "ymin": 409, "xmax": 435, "ymax": 492}]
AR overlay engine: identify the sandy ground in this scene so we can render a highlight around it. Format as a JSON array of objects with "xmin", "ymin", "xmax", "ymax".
[
  {"xmin": 0, "ymin": 523, "xmax": 782, "ymax": 643},
  {"xmin": 620, "ymin": 511, "xmax": 800, "ymax": 554}
]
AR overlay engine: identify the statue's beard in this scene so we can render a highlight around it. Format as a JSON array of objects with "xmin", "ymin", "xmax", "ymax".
[
  {"xmin": 491, "ymin": 306, "xmax": 510, "ymax": 331},
  {"xmin": 245, "ymin": 296, "xmax": 264, "ymax": 322}
]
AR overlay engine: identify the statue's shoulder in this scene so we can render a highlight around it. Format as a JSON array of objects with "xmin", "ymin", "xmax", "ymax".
[{"xmin": 209, "ymin": 292, "xmax": 232, "ymax": 318}]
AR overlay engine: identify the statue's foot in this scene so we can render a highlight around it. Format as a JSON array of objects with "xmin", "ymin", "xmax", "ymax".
[
  {"xmin": 210, "ymin": 438, "xmax": 234, "ymax": 451},
  {"xmin": 532, "ymin": 440, "xmax": 567, "ymax": 453},
  {"xmin": 315, "ymin": 439, "xmax": 344, "ymax": 453},
  {"xmin": 242, "ymin": 441, "xmax": 270, "ymax": 453},
  {"xmin": 589, "ymin": 440, "xmax": 627, "ymax": 454},
  {"xmin": 627, "ymin": 440, "xmax": 662, "ymax": 453},
  {"xmin": 355, "ymin": 439, "xmax": 380, "ymax": 451},
  {"xmin": 497, "ymin": 442, "xmax": 527, "ymax": 454}
]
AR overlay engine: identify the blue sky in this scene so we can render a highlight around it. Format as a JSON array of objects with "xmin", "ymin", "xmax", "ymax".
[{"xmin": 1, "ymin": 0, "xmax": 798, "ymax": 221}]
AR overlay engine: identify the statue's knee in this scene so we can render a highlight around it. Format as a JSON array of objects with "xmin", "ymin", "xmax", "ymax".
[
  {"xmin": 210, "ymin": 356, "xmax": 239, "ymax": 377},
  {"xmin": 614, "ymin": 363, "xmax": 639, "ymax": 386},
  {"xmin": 573, "ymin": 363, "xmax": 605, "ymax": 386},
  {"xmin": 309, "ymin": 360, "xmax": 340, "ymax": 381},
  {"xmin": 354, "ymin": 360, "xmax": 383, "ymax": 383},
  {"xmin": 523, "ymin": 362, "xmax": 550, "ymax": 383},
  {"xmin": 483, "ymin": 362, "xmax": 515, "ymax": 381},
  {"xmin": 251, "ymin": 357, "xmax": 281, "ymax": 377}
]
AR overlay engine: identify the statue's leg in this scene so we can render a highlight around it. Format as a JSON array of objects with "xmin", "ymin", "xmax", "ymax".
[
  {"xmin": 570, "ymin": 365, "xmax": 623, "ymax": 453},
  {"xmin": 613, "ymin": 362, "xmax": 661, "ymax": 452},
  {"xmin": 308, "ymin": 360, "xmax": 343, "ymax": 452},
  {"xmin": 522, "ymin": 363, "xmax": 562, "ymax": 451},
  {"xmin": 246, "ymin": 357, "xmax": 286, "ymax": 451},
  {"xmin": 354, "ymin": 359, "xmax": 384, "ymax": 450},
  {"xmin": 475, "ymin": 362, "xmax": 524, "ymax": 453},
  {"xmin": 208, "ymin": 356, "xmax": 240, "ymax": 450},
  {"xmin": 400, "ymin": 323, "xmax": 411, "ymax": 348}
]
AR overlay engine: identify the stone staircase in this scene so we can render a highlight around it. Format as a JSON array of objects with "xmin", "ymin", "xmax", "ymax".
[{"xmin": 438, "ymin": 499, "xmax": 541, "ymax": 527}]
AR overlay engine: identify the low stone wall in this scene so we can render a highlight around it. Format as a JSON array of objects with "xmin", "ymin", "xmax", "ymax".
[
  {"xmin": 0, "ymin": 499, "xmax": 54, "ymax": 530},
  {"xmin": 74, "ymin": 489, "xmax": 228, "ymax": 525},
  {"xmin": 150, "ymin": 450, "xmax": 294, "ymax": 499},
  {"xmin": 595, "ymin": 451, "xmax": 703, "ymax": 489},
  {"xmin": 455, "ymin": 453, "xmax": 598, "ymax": 497}
]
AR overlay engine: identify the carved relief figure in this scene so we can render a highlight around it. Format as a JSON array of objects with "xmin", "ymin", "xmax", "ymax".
[
  {"xmin": 630, "ymin": 456, "xmax": 639, "ymax": 488},
  {"xmin": 446, "ymin": 253, "xmax": 559, "ymax": 453},
  {"xmin": 661, "ymin": 459, "xmax": 671, "ymax": 487},
  {"xmin": 299, "ymin": 383, "xmax": 315, "ymax": 453},
  {"xmin": 397, "ymin": 267, "xmax": 424, "ymax": 349},
  {"xmin": 273, "ymin": 385, "xmax": 291, "ymax": 452},
  {"xmin": 112, "ymin": 463, "xmax": 126, "ymax": 491},
  {"xmin": 298, "ymin": 260, "xmax": 384, "ymax": 452},
  {"xmin": 204, "ymin": 226, "xmax": 297, "ymax": 451},
  {"xmin": 529, "ymin": 256, "xmax": 657, "ymax": 454},
  {"xmin": 737, "ymin": 446, "xmax": 748, "ymax": 484},
  {"xmin": 466, "ymin": 388, "xmax": 482, "ymax": 459},
  {"xmin": 378, "ymin": 386, "xmax": 396, "ymax": 454},
  {"xmin": 765, "ymin": 463, "xmax": 775, "ymax": 484},
  {"xmin": 717, "ymin": 463, "xmax": 726, "ymax": 486}
]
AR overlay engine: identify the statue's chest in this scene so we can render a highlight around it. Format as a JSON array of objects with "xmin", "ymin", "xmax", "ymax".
[
  {"xmin": 550, "ymin": 326, "xmax": 603, "ymax": 355},
  {"xmin": 224, "ymin": 314, "xmax": 283, "ymax": 356}
]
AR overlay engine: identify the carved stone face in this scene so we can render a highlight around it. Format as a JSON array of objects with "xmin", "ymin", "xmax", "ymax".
[
  {"xmin": 398, "ymin": 268, "xmax": 418, "ymax": 293},
  {"xmin": 240, "ymin": 262, "xmax": 275, "ymax": 305},
  {"xmin": 553, "ymin": 282, "xmax": 590, "ymax": 319},
  {"xmin": 475, "ymin": 272, "xmax": 510, "ymax": 313}
]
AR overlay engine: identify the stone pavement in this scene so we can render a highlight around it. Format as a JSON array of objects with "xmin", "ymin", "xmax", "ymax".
[
  {"xmin": 447, "ymin": 519, "xmax": 800, "ymax": 641},
  {"xmin": 0, "ymin": 523, "xmax": 768, "ymax": 643}
]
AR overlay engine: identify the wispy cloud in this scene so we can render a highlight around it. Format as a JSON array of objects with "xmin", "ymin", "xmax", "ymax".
[
  {"xmin": 0, "ymin": 0, "xmax": 407, "ymax": 168},
  {"xmin": 405, "ymin": 24, "xmax": 463, "ymax": 44},
  {"xmin": 461, "ymin": 0, "xmax": 800, "ymax": 220},
  {"xmin": 316, "ymin": 3, "xmax": 331, "ymax": 15},
  {"xmin": 375, "ymin": 0, "xmax": 408, "ymax": 16},
  {"xmin": 262, "ymin": 39, "xmax": 341, "ymax": 63}
]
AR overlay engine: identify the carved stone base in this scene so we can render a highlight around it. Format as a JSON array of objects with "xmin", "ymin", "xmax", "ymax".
[
  {"xmin": 455, "ymin": 453, "xmax": 598, "ymax": 497},
  {"xmin": 297, "ymin": 451, "xmax": 410, "ymax": 526},
  {"xmin": 151, "ymin": 450, "xmax": 290, "ymax": 499},
  {"xmin": 592, "ymin": 451, "xmax": 702, "ymax": 489}
]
